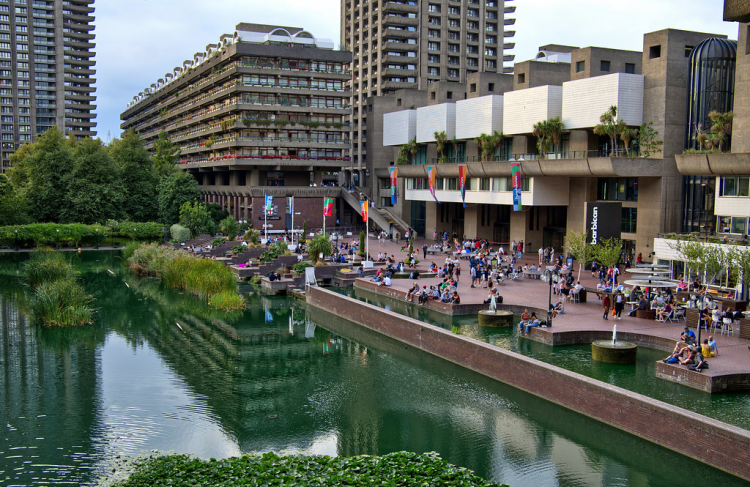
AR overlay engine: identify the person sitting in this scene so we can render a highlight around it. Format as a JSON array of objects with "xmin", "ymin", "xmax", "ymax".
[
  {"xmin": 523, "ymin": 312, "xmax": 541, "ymax": 334},
  {"xmin": 679, "ymin": 345, "xmax": 697, "ymax": 366},
  {"xmin": 268, "ymin": 271, "xmax": 279, "ymax": 282},
  {"xmin": 418, "ymin": 286, "xmax": 429, "ymax": 305},
  {"xmin": 662, "ymin": 341, "xmax": 689, "ymax": 363},
  {"xmin": 629, "ymin": 295, "xmax": 650, "ymax": 317},
  {"xmin": 701, "ymin": 338, "xmax": 715, "ymax": 358},
  {"xmin": 430, "ymin": 286, "xmax": 441, "ymax": 300},
  {"xmin": 430, "ymin": 262, "xmax": 438, "ymax": 272},
  {"xmin": 449, "ymin": 291, "xmax": 461, "ymax": 304},
  {"xmin": 680, "ymin": 326, "xmax": 696, "ymax": 345},
  {"xmin": 378, "ymin": 274, "xmax": 392, "ymax": 287},
  {"xmin": 440, "ymin": 289, "xmax": 452, "ymax": 303},
  {"xmin": 406, "ymin": 282, "xmax": 419, "ymax": 302},
  {"xmin": 518, "ymin": 309, "xmax": 531, "ymax": 332},
  {"xmin": 656, "ymin": 302, "xmax": 672, "ymax": 321},
  {"xmin": 688, "ymin": 347, "xmax": 708, "ymax": 372},
  {"xmin": 356, "ymin": 266, "xmax": 365, "ymax": 277},
  {"xmin": 409, "ymin": 270, "xmax": 420, "ymax": 280},
  {"xmin": 550, "ymin": 301, "xmax": 564, "ymax": 318}
]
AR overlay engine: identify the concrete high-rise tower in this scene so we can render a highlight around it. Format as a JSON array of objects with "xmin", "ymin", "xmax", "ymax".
[
  {"xmin": 0, "ymin": 0, "xmax": 97, "ymax": 172},
  {"xmin": 340, "ymin": 0, "xmax": 515, "ymax": 184}
]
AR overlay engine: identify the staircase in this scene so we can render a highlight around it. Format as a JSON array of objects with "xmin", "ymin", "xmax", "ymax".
[{"xmin": 339, "ymin": 187, "xmax": 409, "ymax": 235}]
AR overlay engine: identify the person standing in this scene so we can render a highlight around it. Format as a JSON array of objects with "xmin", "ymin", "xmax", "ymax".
[
  {"xmin": 614, "ymin": 290, "xmax": 624, "ymax": 319},
  {"xmin": 423, "ymin": 243, "xmax": 428, "ymax": 259},
  {"xmin": 603, "ymin": 294, "xmax": 611, "ymax": 320}
]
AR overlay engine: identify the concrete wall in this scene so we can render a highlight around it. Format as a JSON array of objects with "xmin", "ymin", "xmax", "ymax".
[
  {"xmin": 569, "ymin": 46, "xmax": 643, "ymax": 81},
  {"xmin": 562, "ymin": 73, "xmax": 644, "ymax": 130},
  {"xmin": 305, "ymin": 286, "xmax": 750, "ymax": 482},
  {"xmin": 503, "ymin": 85, "xmax": 563, "ymax": 135},
  {"xmin": 383, "ymin": 110, "xmax": 417, "ymax": 146},
  {"xmin": 512, "ymin": 60, "xmax": 570, "ymax": 91},
  {"xmin": 733, "ymin": 23, "xmax": 750, "ymax": 153}
]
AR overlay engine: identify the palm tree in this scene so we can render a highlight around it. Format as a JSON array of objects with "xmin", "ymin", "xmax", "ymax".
[
  {"xmin": 546, "ymin": 117, "xmax": 564, "ymax": 156},
  {"xmin": 307, "ymin": 234, "xmax": 332, "ymax": 263},
  {"xmin": 474, "ymin": 133, "xmax": 490, "ymax": 162},
  {"xmin": 434, "ymin": 130, "xmax": 448, "ymax": 163},
  {"xmin": 593, "ymin": 106, "xmax": 618, "ymax": 156},
  {"xmin": 407, "ymin": 137, "xmax": 419, "ymax": 164},
  {"xmin": 695, "ymin": 123, "xmax": 708, "ymax": 151},
  {"xmin": 486, "ymin": 130, "xmax": 504, "ymax": 161},
  {"xmin": 397, "ymin": 137, "xmax": 419, "ymax": 164},
  {"xmin": 619, "ymin": 123, "xmax": 638, "ymax": 156},
  {"xmin": 708, "ymin": 111, "xmax": 733, "ymax": 152},
  {"xmin": 532, "ymin": 120, "xmax": 551, "ymax": 158}
]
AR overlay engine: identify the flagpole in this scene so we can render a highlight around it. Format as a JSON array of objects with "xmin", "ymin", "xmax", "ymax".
[
  {"xmin": 290, "ymin": 197, "xmax": 294, "ymax": 249},
  {"xmin": 264, "ymin": 195, "xmax": 268, "ymax": 243},
  {"xmin": 366, "ymin": 203, "xmax": 369, "ymax": 262}
]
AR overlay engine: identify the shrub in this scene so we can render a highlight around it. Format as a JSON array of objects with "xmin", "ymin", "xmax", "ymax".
[
  {"xmin": 31, "ymin": 279, "xmax": 93, "ymax": 326},
  {"xmin": 24, "ymin": 249, "xmax": 77, "ymax": 287},
  {"xmin": 292, "ymin": 262, "xmax": 312, "ymax": 274},
  {"xmin": 219, "ymin": 216, "xmax": 240, "ymax": 240},
  {"xmin": 170, "ymin": 224, "xmax": 190, "ymax": 243},
  {"xmin": 208, "ymin": 290, "xmax": 246, "ymax": 310},
  {"xmin": 211, "ymin": 237, "xmax": 227, "ymax": 248}
]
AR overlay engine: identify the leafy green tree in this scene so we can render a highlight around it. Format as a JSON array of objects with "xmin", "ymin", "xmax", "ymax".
[
  {"xmin": 219, "ymin": 216, "xmax": 240, "ymax": 239},
  {"xmin": 170, "ymin": 223, "xmax": 191, "ymax": 243},
  {"xmin": 593, "ymin": 106, "xmax": 619, "ymax": 156},
  {"xmin": 637, "ymin": 122, "xmax": 663, "ymax": 158},
  {"xmin": 397, "ymin": 137, "xmax": 419, "ymax": 165},
  {"xmin": 157, "ymin": 171, "xmax": 200, "ymax": 224},
  {"xmin": 207, "ymin": 203, "xmax": 230, "ymax": 226},
  {"xmin": 152, "ymin": 131, "xmax": 181, "ymax": 178},
  {"xmin": 594, "ymin": 237, "xmax": 623, "ymax": 290},
  {"xmin": 62, "ymin": 138, "xmax": 124, "ymax": 224},
  {"xmin": 109, "ymin": 130, "xmax": 158, "ymax": 221},
  {"xmin": 179, "ymin": 201, "xmax": 213, "ymax": 237},
  {"xmin": 532, "ymin": 118, "xmax": 562, "ymax": 158},
  {"xmin": 565, "ymin": 230, "xmax": 595, "ymax": 282},
  {"xmin": 16, "ymin": 128, "xmax": 76, "ymax": 222},
  {"xmin": 0, "ymin": 174, "xmax": 30, "ymax": 225},
  {"xmin": 434, "ymin": 130, "xmax": 448, "ymax": 163},
  {"xmin": 708, "ymin": 110, "xmax": 733, "ymax": 152}
]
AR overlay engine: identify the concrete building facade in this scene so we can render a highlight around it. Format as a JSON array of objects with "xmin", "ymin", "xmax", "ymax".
[
  {"xmin": 0, "ymin": 0, "xmax": 96, "ymax": 172},
  {"xmin": 340, "ymin": 0, "xmax": 516, "ymax": 188},
  {"xmin": 367, "ymin": 29, "xmax": 734, "ymax": 260},
  {"xmin": 120, "ymin": 24, "xmax": 354, "ymax": 233}
]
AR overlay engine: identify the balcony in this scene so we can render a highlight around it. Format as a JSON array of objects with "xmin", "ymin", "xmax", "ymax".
[
  {"xmin": 382, "ymin": 1, "xmax": 418, "ymax": 14},
  {"xmin": 675, "ymin": 152, "xmax": 750, "ymax": 176}
]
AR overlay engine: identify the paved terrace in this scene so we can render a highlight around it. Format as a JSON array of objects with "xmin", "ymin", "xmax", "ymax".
[{"xmin": 358, "ymin": 235, "xmax": 750, "ymax": 393}]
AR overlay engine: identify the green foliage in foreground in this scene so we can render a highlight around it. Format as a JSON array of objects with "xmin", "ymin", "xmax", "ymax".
[
  {"xmin": 127, "ymin": 243, "xmax": 243, "ymax": 310},
  {"xmin": 0, "ymin": 222, "xmax": 164, "ymax": 249},
  {"xmin": 110, "ymin": 451, "xmax": 508, "ymax": 487},
  {"xmin": 24, "ymin": 247, "xmax": 93, "ymax": 326}
]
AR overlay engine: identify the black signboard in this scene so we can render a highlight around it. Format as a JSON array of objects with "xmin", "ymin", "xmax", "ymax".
[{"xmin": 585, "ymin": 202, "xmax": 622, "ymax": 245}]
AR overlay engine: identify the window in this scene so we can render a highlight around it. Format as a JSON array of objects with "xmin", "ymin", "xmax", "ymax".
[
  {"xmin": 649, "ymin": 45, "xmax": 661, "ymax": 59},
  {"xmin": 719, "ymin": 216, "xmax": 749, "ymax": 234},
  {"xmin": 448, "ymin": 56, "xmax": 459, "ymax": 65},
  {"xmin": 720, "ymin": 176, "xmax": 750, "ymax": 197},
  {"xmin": 621, "ymin": 208, "xmax": 637, "ymax": 233},
  {"xmin": 428, "ymin": 16, "xmax": 440, "ymax": 26},
  {"xmin": 428, "ymin": 54, "xmax": 440, "ymax": 63},
  {"xmin": 447, "ymin": 91, "xmax": 453, "ymax": 99},
  {"xmin": 685, "ymin": 45, "xmax": 694, "ymax": 58},
  {"xmin": 447, "ymin": 68, "xmax": 458, "ymax": 78},
  {"xmin": 597, "ymin": 177, "xmax": 638, "ymax": 201},
  {"xmin": 488, "ymin": 83, "xmax": 494, "ymax": 91},
  {"xmin": 427, "ymin": 41, "xmax": 440, "ymax": 51},
  {"xmin": 430, "ymin": 91, "xmax": 436, "ymax": 100},
  {"xmin": 428, "ymin": 29, "xmax": 440, "ymax": 38},
  {"xmin": 517, "ymin": 73, "xmax": 525, "ymax": 83},
  {"xmin": 448, "ymin": 19, "xmax": 460, "ymax": 28},
  {"xmin": 625, "ymin": 63, "xmax": 636, "ymax": 74},
  {"xmin": 428, "ymin": 3, "xmax": 440, "ymax": 12},
  {"xmin": 469, "ymin": 83, "xmax": 476, "ymax": 93},
  {"xmin": 576, "ymin": 60, "xmax": 585, "ymax": 73},
  {"xmin": 600, "ymin": 60, "xmax": 610, "ymax": 72},
  {"xmin": 480, "ymin": 178, "xmax": 490, "ymax": 191},
  {"xmin": 427, "ymin": 66, "xmax": 439, "ymax": 76},
  {"xmin": 485, "ymin": 47, "xmax": 496, "ymax": 56}
]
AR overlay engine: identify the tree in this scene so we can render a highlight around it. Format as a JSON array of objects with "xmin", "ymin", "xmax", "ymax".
[
  {"xmin": 170, "ymin": 223, "xmax": 190, "ymax": 243},
  {"xmin": 708, "ymin": 110, "xmax": 733, "ymax": 152},
  {"xmin": 474, "ymin": 131, "xmax": 503, "ymax": 162},
  {"xmin": 546, "ymin": 117, "xmax": 563, "ymax": 155},
  {"xmin": 307, "ymin": 233, "xmax": 332, "ymax": 263},
  {"xmin": 532, "ymin": 118, "xmax": 562, "ymax": 158},
  {"xmin": 618, "ymin": 121, "xmax": 638, "ymax": 156},
  {"xmin": 219, "ymin": 215, "xmax": 240, "ymax": 239},
  {"xmin": 157, "ymin": 171, "xmax": 201, "ymax": 224},
  {"xmin": 594, "ymin": 237, "xmax": 623, "ymax": 290},
  {"xmin": 729, "ymin": 246, "xmax": 750, "ymax": 296},
  {"xmin": 669, "ymin": 239, "xmax": 703, "ymax": 292},
  {"xmin": 0, "ymin": 174, "xmax": 29, "ymax": 225},
  {"xmin": 397, "ymin": 137, "xmax": 419, "ymax": 165},
  {"xmin": 695, "ymin": 123, "xmax": 709, "ymax": 151},
  {"xmin": 62, "ymin": 137, "xmax": 125, "ymax": 224},
  {"xmin": 207, "ymin": 203, "xmax": 230, "ymax": 226},
  {"xmin": 565, "ymin": 230, "xmax": 595, "ymax": 282},
  {"xmin": 109, "ymin": 130, "xmax": 158, "ymax": 222},
  {"xmin": 14, "ymin": 127, "xmax": 75, "ymax": 222},
  {"xmin": 179, "ymin": 201, "xmax": 213, "ymax": 237},
  {"xmin": 637, "ymin": 122, "xmax": 663, "ymax": 158},
  {"xmin": 593, "ymin": 106, "xmax": 619, "ymax": 156},
  {"xmin": 434, "ymin": 130, "xmax": 448, "ymax": 163},
  {"xmin": 152, "ymin": 131, "xmax": 181, "ymax": 178}
]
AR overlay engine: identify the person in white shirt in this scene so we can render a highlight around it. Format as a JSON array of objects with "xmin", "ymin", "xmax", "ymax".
[{"xmin": 380, "ymin": 275, "xmax": 392, "ymax": 286}]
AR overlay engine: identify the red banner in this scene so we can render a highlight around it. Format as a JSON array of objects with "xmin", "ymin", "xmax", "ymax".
[
  {"xmin": 360, "ymin": 200, "xmax": 368, "ymax": 223},
  {"xmin": 323, "ymin": 197, "xmax": 334, "ymax": 217},
  {"xmin": 458, "ymin": 165, "xmax": 467, "ymax": 208}
]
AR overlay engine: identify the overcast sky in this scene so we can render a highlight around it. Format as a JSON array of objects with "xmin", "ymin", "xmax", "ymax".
[{"xmin": 94, "ymin": 0, "xmax": 738, "ymax": 142}]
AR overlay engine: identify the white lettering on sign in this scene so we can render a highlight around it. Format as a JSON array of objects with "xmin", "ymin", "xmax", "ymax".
[{"xmin": 590, "ymin": 207, "xmax": 598, "ymax": 245}]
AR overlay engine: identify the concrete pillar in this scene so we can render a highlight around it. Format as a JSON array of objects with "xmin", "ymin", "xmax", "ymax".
[
  {"xmin": 463, "ymin": 204, "xmax": 480, "ymax": 238},
  {"xmin": 244, "ymin": 196, "xmax": 250, "ymax": 222}
]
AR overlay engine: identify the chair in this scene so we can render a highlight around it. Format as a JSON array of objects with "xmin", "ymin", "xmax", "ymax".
[
  {"xmin": 722, "ymin": 317, "xmax": 734, "ymax": 337},
  {"xmin": 568, "ymin": 288, "xmax": 581, "ymax": 303},
  {"xmin": 656, "ymin": 309, "xmax": 673, "ymax": 323},
  {"xmin": 672, "ymin": 308, "xmax": 686, "ymax": 322}
]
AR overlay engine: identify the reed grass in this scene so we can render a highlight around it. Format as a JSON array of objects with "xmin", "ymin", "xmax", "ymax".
[
  {"xmin": 208, "ymin": 290, "xmax": 246, "ymax": 310},
  {"xmin": 127, "ymin": 243, "xmax": 244, "ymax": 310}
]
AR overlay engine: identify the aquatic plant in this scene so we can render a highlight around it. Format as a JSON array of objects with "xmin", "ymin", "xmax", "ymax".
[{"xmin": 107, "ymin": 451, "xmax": 507, "ymax": 487}]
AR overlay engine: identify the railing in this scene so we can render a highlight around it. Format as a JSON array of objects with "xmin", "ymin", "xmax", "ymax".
[
  {"xmin": 428, "ymin": 148, "xmax": 640, "ymax": 165},
  {"xmin": 181, "ymin": 154, "xmax": 350, "ymax": 165}
]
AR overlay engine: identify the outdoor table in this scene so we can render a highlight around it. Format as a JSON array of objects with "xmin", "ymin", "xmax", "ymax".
[
  {"xmin": 626, "ymin": 300, "xmax": 638, "ymax": 310},
  {"xmin": 524, "ymin": 269, "xmax": 543, "ymax": 279}
]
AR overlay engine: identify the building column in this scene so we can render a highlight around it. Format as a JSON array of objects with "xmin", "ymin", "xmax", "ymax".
[
  {"xmin": 463, "ymin": 204, "xmax": 480, "ymax": 239},
  {"xmin": 244, "ymin": 196, "xmax": 250, "ymax": 222}
]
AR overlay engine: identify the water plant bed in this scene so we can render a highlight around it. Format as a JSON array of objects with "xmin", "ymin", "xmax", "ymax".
[{"xmin": 106, "ymin": 451, "xmax": 507, "ymax": 487}]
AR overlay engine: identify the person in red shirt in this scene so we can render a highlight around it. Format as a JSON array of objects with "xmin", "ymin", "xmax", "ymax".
[{"xmin": 603, "ymin": 294, "xmax": 611, "ymax": 320}]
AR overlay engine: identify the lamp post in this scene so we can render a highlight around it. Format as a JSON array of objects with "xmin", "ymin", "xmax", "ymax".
[
  {"xmin": 14, "ymin": 229, "xmax": 18, "ymax": 251},
  {"xmin": 56, "ymin": 229, "xmax": 59, "ymax": 249},
  {"xmin": 546, "ymin": 269, "xmax": 553, "ymax": 325}
]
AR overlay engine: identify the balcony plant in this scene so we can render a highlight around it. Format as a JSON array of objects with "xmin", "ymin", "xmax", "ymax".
[
  {"xmin": 397, "ymin": 137, "xmax": 419, "ymax": 165},
  {"xmin": 708, "ymin": 110, "xmax": 733, "ymax": 152},
  {"xmin": 435, "ymin": 130, "xmax": 448, "ymax": 163},
  {"xmin": 474, "ymin": 130, "xmax": 504, "ymax": 162},
  {"xmin": 593, "ymin": 106, "xmax": 620, "ymax": 156}
]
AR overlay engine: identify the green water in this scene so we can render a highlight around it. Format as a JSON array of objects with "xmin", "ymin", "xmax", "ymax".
[
  {"xmin": 0, "ymin": 252, "xmax": 748, "ymax": 486},
  {"xmin": 348, "ymin": 286, "xmax": 750, "ymax": 431}
]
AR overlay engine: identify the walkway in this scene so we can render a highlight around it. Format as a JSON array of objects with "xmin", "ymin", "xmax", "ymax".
[{"xmin": 361, "ymin": 235, "xmax": 750, "ymax": 391}]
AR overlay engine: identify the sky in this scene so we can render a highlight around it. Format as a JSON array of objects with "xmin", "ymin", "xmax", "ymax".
[{"xmin": 93, "ymin": 0, "xmax": 738, "ymax": 142}]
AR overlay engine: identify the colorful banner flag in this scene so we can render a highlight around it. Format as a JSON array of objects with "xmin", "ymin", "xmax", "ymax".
[
  {"xmin": 287, "ymin": 196, "xmax": 293, "ymax": 215},
  {"xmin": 389, "ymin": 167, "xmax": 398, "ymax": 205},
  {"xmin": 323, "ymin": 197, "xmax": 334, "ymax": 217},
  {"xmin": 360, "ymin": 200, "xmax": 368, "ymax": 223},
  {"xmin": 511, "ymin": 162, "xmax": 522, "ymax": 211},
  {"xmin": 265, "ymin": 195, "xmax": 273, "ymax": 212},
  {"xmin": 458, "ymin": 165, "xmax": 467, "ymax": 208},
  {"xmin": 427, "ymin": 166, "xmax": 440, "ymax": 204}
]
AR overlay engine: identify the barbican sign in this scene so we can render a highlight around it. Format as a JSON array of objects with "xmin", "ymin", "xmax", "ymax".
[{"xmin": 585, "ymin": 202, "xmax": 622, "ymax": 245}]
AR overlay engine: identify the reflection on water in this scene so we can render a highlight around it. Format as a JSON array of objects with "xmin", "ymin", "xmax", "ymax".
[
  {"xmin": 0, "ymin": 252, "xmax": 747, "ymax": 486},
  {"xmin": 347, "ymin": 286, "xmax": 750, "ymax": 431}
]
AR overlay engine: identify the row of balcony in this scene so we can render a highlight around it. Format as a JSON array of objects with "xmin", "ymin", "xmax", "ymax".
[{"xmin": 178, "ymin": 135, "xmax": 350, "ymax": 153}]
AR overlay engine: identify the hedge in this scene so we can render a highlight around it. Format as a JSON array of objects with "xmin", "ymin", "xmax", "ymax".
[{"xmin": 0, "ymin": 222, "xmax": 166, "ymax": 249}]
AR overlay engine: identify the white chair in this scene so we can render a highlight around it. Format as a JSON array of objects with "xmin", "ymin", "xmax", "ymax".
[
  {"xmin": 672, "ymin": 308, "xmax": 686, "ymax": 322},
  {"xmin": 568, "ymin": 288, "xmax": 581, "ymax": 303},
  {"xmin": 722, "ymin": 317, "xmax": 734, "ymax": 337}
]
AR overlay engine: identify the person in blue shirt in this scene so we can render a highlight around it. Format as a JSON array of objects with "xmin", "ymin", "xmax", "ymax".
[{"xmin": 680, "ymin": 326, "xmax": 696, "ymax": 345}]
